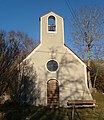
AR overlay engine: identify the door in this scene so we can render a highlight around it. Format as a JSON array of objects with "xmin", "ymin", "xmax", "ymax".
[{"xmin": 47, "ymin": 79, "xmax": 59, "ymax": 107}]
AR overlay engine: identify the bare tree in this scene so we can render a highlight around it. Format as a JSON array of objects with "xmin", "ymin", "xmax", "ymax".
[
  {"xmin": 91, "ymin": 60, "xmax": 104, "ymax": 92},
  {"xmin": 70, "ymin": 6, "xmax": 104, "ymax": 90},
  {"xmin": 0, "ymin": 30, "xmax": 35, "ymax": 97}
]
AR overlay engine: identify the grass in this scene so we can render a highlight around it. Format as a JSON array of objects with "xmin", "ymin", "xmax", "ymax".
[{"xmin": 0, "ymin": 92, "xmax": 104, "ymax": 120}]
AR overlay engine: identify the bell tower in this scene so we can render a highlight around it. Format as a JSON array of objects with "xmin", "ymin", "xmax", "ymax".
[{"xmin": 40, "ymin": 12, "xmax": 64, "ymax": 47}]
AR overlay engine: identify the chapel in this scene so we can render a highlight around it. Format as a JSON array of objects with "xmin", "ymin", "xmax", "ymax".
[{"xmin": 23, "ymin": 12, "xmax": 94, "ymax": 107}]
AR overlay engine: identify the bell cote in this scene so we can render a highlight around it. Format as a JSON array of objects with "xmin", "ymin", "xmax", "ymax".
[{"xmin": 40, "ymin": 12, "xmax": 64, "ymax": 46}]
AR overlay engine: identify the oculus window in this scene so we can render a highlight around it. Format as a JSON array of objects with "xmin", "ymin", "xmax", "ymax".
[{"xmin": 47, "ymin": 60, "xmax": 58, "ymax": 72}]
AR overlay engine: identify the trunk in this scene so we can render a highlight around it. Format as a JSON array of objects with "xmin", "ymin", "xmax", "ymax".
[
  {"xmin": 87, "ymin": 70, "xmax": 92, "ymax": 90},
  {"xmin": 93, "ymin": 75, "xmax": 97, "ymax": 88},
  {"xmin": 87, "ymin": 38, "xmax": 92, "ymax": 90},
  {"xmin": 93, "ymin": 68, "xmax": 99, "ymax": 88}
]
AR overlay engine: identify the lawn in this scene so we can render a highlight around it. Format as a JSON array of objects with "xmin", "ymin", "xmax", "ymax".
[{"xmin": 0, "ymin": 92, "xmax": 104, "ymax": 120}]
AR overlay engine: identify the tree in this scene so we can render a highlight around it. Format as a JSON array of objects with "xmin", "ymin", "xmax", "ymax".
[
  {"xmin": 70, "ymin": 6, "xmax": 104, "ymax": 89},
  {"xmin": 9, "ymin": 61, "xmax": 40, "ymax": 105},
  {"xmin": 0, "ymin": 30, "xmax": 35, "ymax": 97},
  {"xmin": 91, "ymin": 60, "xmax": 104, "ymax": 93}
]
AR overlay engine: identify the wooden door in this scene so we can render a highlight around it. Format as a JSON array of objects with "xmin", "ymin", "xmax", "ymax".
[{"xmin": 47, "ymin": 79, "xmax": 59, "ymax": 107}]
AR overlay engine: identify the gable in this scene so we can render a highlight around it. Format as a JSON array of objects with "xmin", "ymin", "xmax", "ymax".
[
  {"xmin": 19, "ymin": 12, "xmax": 94, "ymax": 107},
  {"xmin": 64, "ymin": 44, "xmax": 87, "ymax": 68}
]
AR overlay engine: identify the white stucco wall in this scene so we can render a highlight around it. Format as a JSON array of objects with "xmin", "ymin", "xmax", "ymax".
[{"xmin": 23, "ymin": 12, "xmax": 93, "ymax": 107}]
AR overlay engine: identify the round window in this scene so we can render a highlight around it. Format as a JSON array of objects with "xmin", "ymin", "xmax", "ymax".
[{"xmin": 47, "ymin": 60, "xmax": 58, "ymax": 72}]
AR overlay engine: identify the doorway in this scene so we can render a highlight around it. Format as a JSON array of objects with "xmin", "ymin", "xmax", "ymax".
[{"xmin": 47, "ymin": 79, "xmax": 59, "ymax": 107}]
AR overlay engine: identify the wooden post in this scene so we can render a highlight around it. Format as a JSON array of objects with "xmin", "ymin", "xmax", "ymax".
[{"xmin": 72, "ymin": 105, "xmax": 75, "ymax": 120}]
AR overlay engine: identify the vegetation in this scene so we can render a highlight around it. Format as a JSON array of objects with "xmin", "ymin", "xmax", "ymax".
[
  {"xmin": 0, "ymin": 30, "xmax": 35, "ymax": 100},
  {"xmin": 69, "ymin": 6, "xmax": 104, "ymax": 89},
  {"xmin": 0, "ymin": 92, "xmax": 104, "ymax": 120},
  {"xmin": 0, "ymin": 7, "xmax": 104, "ymax": 119},
  {"xmin": 91, "ymin": 60, "xmax": 104, "ymax": 93},
  {"xmin": 70, "ymin": 6, "xmax": 104, "ymax": 59}
]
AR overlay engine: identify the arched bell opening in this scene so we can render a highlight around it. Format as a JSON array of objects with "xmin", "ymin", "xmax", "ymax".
[{"xmin": 48, "ymin": 16, "xmax": 56, "ymax": 31}]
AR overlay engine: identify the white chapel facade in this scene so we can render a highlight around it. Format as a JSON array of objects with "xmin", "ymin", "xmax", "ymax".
[{"xmin": 23, "ymin": 12, "xmax": 93, "ymax": 107}]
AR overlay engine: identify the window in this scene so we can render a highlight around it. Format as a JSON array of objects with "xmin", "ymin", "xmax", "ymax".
[
  {"xmin": 47, "ymin": 60, "xmax": 58, "ymax": 72},
  {"xmin": 48, "ymin": 16, "xmax": 56, "ymax": 31}
]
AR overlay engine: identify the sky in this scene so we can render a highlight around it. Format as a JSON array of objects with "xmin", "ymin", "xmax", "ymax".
[{"xmin": 0, "ymin": 0, "xmax": 104, "ymax": 49}]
